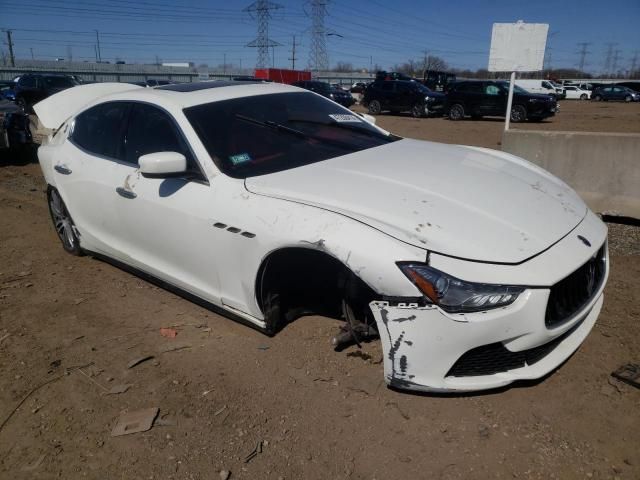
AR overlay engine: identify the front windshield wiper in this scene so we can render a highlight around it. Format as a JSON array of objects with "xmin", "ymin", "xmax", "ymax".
[
  {"xmin": 234, "ymin": 113, "xmax": 376, "ymax": 150},
  {"xmin": 235, "ymin": 114, "xmax": 309, "ymax": 139},
  {"xmin": 288, "ymin": 117, "xmax": 398, "ymax": 141}
]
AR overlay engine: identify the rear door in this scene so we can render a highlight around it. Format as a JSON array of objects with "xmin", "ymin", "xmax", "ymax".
[
  {"xmin": 481, "ymin": 82, "xmax": 505, "ymax": 116},
  {"xmin": 53, "ymin": 101, "xmax": 131, "ymax": 258}
]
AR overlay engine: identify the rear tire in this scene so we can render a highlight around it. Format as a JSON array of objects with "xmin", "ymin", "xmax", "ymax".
[
  {"xmin": 510, "ymin": 105, "xmax": 527, "ymax": 123},
  {"xmin": 47, "ymin": 187, "xmax": 83, "ymax": 256},
  {"xmin": 593, "ymin": 95, "xmax": 602, "ymax": 102},
  {"xmin": 368, "ymin": 100, "xmax": 381, "ymax": 115},
  {"xmin": 448, "ymin": 103, "xmax": 464, "ymax": 121}
]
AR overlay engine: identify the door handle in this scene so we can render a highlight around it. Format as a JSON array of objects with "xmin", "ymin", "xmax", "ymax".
[
  {"xmin": 116, "ymin": 187, "xmax": 137, "ymax": 199},
  {"xmin": 54, "ymin": 165, "xmax": 72, "ymax": 175}
]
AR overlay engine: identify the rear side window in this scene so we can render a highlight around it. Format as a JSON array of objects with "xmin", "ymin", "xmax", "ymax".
[
  {"xmin": 71, "ymin": 102, "xmax": 129, "ymax": 159},
  {"xmin": 123, "ymin": 103, "xmax": 192, "ymax": 167},
  {"xmin": 19, "ymin": 76, "xmax": 36, "ymax": 88},
  {"xmin": 381, "ymin": 83, "xmax": 394, "ymax": 92}
]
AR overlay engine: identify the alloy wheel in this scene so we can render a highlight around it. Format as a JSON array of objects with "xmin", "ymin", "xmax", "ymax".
[{"xmin": 48, "ymin": 188, "xmax": 82, "ymax": 255}]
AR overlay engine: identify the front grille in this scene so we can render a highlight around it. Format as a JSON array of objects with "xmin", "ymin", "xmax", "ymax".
[
  {"xmin": 545, "ymin": 244, "xmax": 606, "ymax": 328},
  {"xmin": 446, "ymin": 319, "xmax": 582, "ymax": 378}
]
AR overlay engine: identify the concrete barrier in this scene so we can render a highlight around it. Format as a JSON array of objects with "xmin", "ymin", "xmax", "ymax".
[{"xmin": 502, "ymin": 129, "xmax": 640, "ymax": 219}]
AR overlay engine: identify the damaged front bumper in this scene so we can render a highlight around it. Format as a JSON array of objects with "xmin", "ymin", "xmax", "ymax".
[{"xmin": 369, "ymin": 286, "xmax": 605, "ymax": 393}]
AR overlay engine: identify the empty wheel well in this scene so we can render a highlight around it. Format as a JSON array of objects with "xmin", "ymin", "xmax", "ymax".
[{"xmin": 256, "ymin": 247, "xmax": 377, "ymax": 335}]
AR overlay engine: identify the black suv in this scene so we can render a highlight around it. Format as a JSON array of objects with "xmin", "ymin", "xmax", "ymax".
[
  {"xmin": 13, "ymin": 74, "xmax": 79, "ymax": 111},
  {"xmin": 362, "ymin": 80, "xmax": 445, "ymax": 117},
  {"xmin": 446, "ymin": 81, "xmax": 557, "ymax": 122}
]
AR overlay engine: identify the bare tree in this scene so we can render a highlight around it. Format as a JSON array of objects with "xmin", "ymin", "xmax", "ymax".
[{"xmin": 332, "ymin": 61, "xmax": 354, "ymax": 72}]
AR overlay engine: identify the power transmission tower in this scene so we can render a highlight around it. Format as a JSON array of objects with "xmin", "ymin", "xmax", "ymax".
[
  {"xmin": 612, "ymin": 49, "xmax": 622, "ymax": 77},
  {"xmin": 3, "ymin": 30, "xmax": 15, "ymax": 67},
  {"xmin": 308, "ymin": 0, "xmax": 329, "ymax": 71},
  {"xmin": 630, "ymin": 51, "xmax": 639, "ymax": 77},
  {"xmin": 288, "ymin": 35, "xmax": 297, "ymax": 70},
  {"xmin": 576, "ymin": 42, "xmax": 591, "ymax": 72},
  {"xmin": 603, "ymin": 43, "xmax": 617, "ymax": 76},
  {"xmin": 244, "ymin": 0, "xmax": 283, "ymax": 69}
]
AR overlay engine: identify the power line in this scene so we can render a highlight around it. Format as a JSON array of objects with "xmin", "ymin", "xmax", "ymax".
[
  {"xmin": 603, "ymin": 43, "xmax": 617, "ymax": 75},
  {"xmin": 308, "ymin": 0, "xmax": 329, "ymax": 71},
  {"xmin": 244, "ymin": 0, "xmax": 283, "ymax": 69}
]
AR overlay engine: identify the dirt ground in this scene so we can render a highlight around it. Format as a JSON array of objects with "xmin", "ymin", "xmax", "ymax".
[{"xmin": 1, "ymin": 101, "xmax": 639, "ymax": 480}]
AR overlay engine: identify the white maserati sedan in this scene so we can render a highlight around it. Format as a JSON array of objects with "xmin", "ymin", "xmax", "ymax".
[{"xmin": 35, "ymin": 81, "xmax": 608, "ymax": 393}]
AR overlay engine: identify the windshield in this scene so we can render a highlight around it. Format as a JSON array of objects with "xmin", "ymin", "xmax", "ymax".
[
  {"xmin": 184, "ymin": 92, "xmax": 398, "ymax": 178},
  {"xmin": 497, "ymin": 82, "xmax": 529, "ymax": 95}
]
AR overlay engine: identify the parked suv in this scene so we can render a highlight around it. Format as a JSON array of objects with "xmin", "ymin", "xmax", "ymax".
[
  {"xmin": 591, "ymin": 85, "xmax": 640, "ymax": 102},
  {"xmin": 446, "ymin": 81, "xmax": 557, "ymax": 122},
  {"xmin": 363, "ymin": 80, "xmax": 445, "ymax": 117},
  {"xmin": 13, "ymin": 74, "xmax": 79, "ymax": 111}
]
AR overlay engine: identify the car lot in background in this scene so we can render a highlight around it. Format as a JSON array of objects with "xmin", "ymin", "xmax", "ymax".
[
  {"xmin": 591, "ymin": 85, "xmax": 640, "ymax": 102},
  {"xmin": 363, "ymin": 79, "xmax": 445, "ymax": 117},
  {"xmin": 12, "ymin": 73, "xmax": 79, "ymax": 111},
  {"xmin": 446, "ymin": 80, "xmax": 557, "ymax": 122},
  {"xmin": 563, "ymin": 85, "xmax": 591, "ymax": 100}
]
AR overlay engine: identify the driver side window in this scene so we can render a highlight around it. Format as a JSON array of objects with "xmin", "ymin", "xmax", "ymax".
[
  {"xmin": 123, "ymin": 104, "xmax": 193, "ymax": 169},
  {"xmin": 485, "ymin": 84, "xmax": 500, "ymax": 96}
]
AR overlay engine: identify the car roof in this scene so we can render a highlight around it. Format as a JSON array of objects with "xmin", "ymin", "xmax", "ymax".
[{"xmin": 95, "ymin": 80, "xmax": 305, "ymax": 110}]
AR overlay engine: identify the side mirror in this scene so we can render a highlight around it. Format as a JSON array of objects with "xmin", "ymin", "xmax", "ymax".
[{"xmin": 139, "ymin": 151, "xmax": 187, "ymax": 178}]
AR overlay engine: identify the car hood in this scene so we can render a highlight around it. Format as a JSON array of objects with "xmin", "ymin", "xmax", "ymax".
[{"xmin": 245, "ymin": 139, "xmax": 587, "ymax": 264}]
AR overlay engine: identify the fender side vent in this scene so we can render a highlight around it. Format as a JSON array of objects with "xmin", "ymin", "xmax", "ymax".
[{"xmin": 213, "ymin": 222, "xmax": 227, "ymax": 229}]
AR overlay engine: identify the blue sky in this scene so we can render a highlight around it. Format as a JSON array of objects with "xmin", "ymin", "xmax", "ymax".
[{"xmin": 1, "ymin": 0, "xmax": 639, "ymax": 73}]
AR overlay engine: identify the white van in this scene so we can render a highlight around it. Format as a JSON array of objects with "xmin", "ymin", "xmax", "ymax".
[{"xmin": 515, "ymin": 79, "xmax": 562, "ymax": 98}]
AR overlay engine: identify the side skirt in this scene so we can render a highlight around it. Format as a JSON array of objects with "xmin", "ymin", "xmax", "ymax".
[{"xmin": 84, "ymin": 249, "xmax": 271, "ymax": 336}]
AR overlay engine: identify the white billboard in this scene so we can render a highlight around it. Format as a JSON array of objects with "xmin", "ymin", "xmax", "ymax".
[{"xmin": 488, "ymin": 21, "xmax": 548, "ymax": 72}]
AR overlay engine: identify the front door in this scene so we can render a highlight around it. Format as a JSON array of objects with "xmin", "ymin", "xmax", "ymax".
[{"xmin": 110, "ymin": 103, "xmax": 222, "ymax": 303}]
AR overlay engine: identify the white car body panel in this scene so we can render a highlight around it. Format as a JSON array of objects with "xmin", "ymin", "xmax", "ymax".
[{"xmin": 37, "ymin": 82, "xmax": 609, "ymax": 393}]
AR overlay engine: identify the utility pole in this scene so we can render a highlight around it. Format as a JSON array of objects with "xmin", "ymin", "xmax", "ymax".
[
  {"xmin": 288, "ymin": 34, "xmax": 297, "ymax": 70},
  {"xmin": 244, "ymin": 0, "xmax": 283, "ymax": 69},
  {"xmin": 5, "ymin": 30, "xmax": 15, "ymax": 67},
  {"xmin": 308, "ymin": 0, "xmax": 329, "ymax": 71},
  {"xmin": 95, "ymin": 30, "xmax": 102, "ymax": 62},
  {"xmin": 30, "ymin": 48, "xmax": 34, "ymax": 61},
  {"xmin": 223, "ymin": 53, "xmax": 226, "ymax": 74},
  {"xmin": 576, "ymin": 42, "xmax": 590, "ymax": 72}
]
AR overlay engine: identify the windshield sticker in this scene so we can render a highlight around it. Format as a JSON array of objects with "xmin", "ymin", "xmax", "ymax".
[
  {"xmin": 328, "ymin": 114, "xmax": 362, "ymax": 123},
  {"xmin": 229, "ymin": 153, "xmax": 252, "ymax": 165}
]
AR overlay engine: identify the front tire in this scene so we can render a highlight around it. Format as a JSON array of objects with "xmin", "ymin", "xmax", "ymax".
[
  {"xmin": 510, "ymin": 105, "xmax": 527, "ymax": 123},
  {"xmin": 368, "ymin": 100, "xmax": 381, "ymax": 115},
  {"xmin": 593, "ymin": 95, "xmax": 602, "ymax": 102},
  {"xmin": 448, "ymin": 103, "xmax": 464, "ymax": 121},
  {"xmin": 580, "ymin": 94, "xmax": 588, "ymax": 100},
  {"xmin": 411, "ymin": 103, "xmax": 425, "ymax": 118},
  {"xmin": 47, "ymin": 187, "xmax": 83, "ymax": 256},
  {"xmin": 624, "ymin": 95, "xmax": 632, "ymax": 102}
]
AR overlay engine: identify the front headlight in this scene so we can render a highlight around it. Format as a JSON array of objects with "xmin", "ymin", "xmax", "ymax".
[
  {"xmin": 425, "ymin": 96, "xmax": 432, "ymax": 102},
  {"xmin": 398, "ymin": 263, "xmax": 524, "ymax": 313},
  {"xmin": 529, "ymin": 98, "xmax": 540, "ymax": 103}
]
